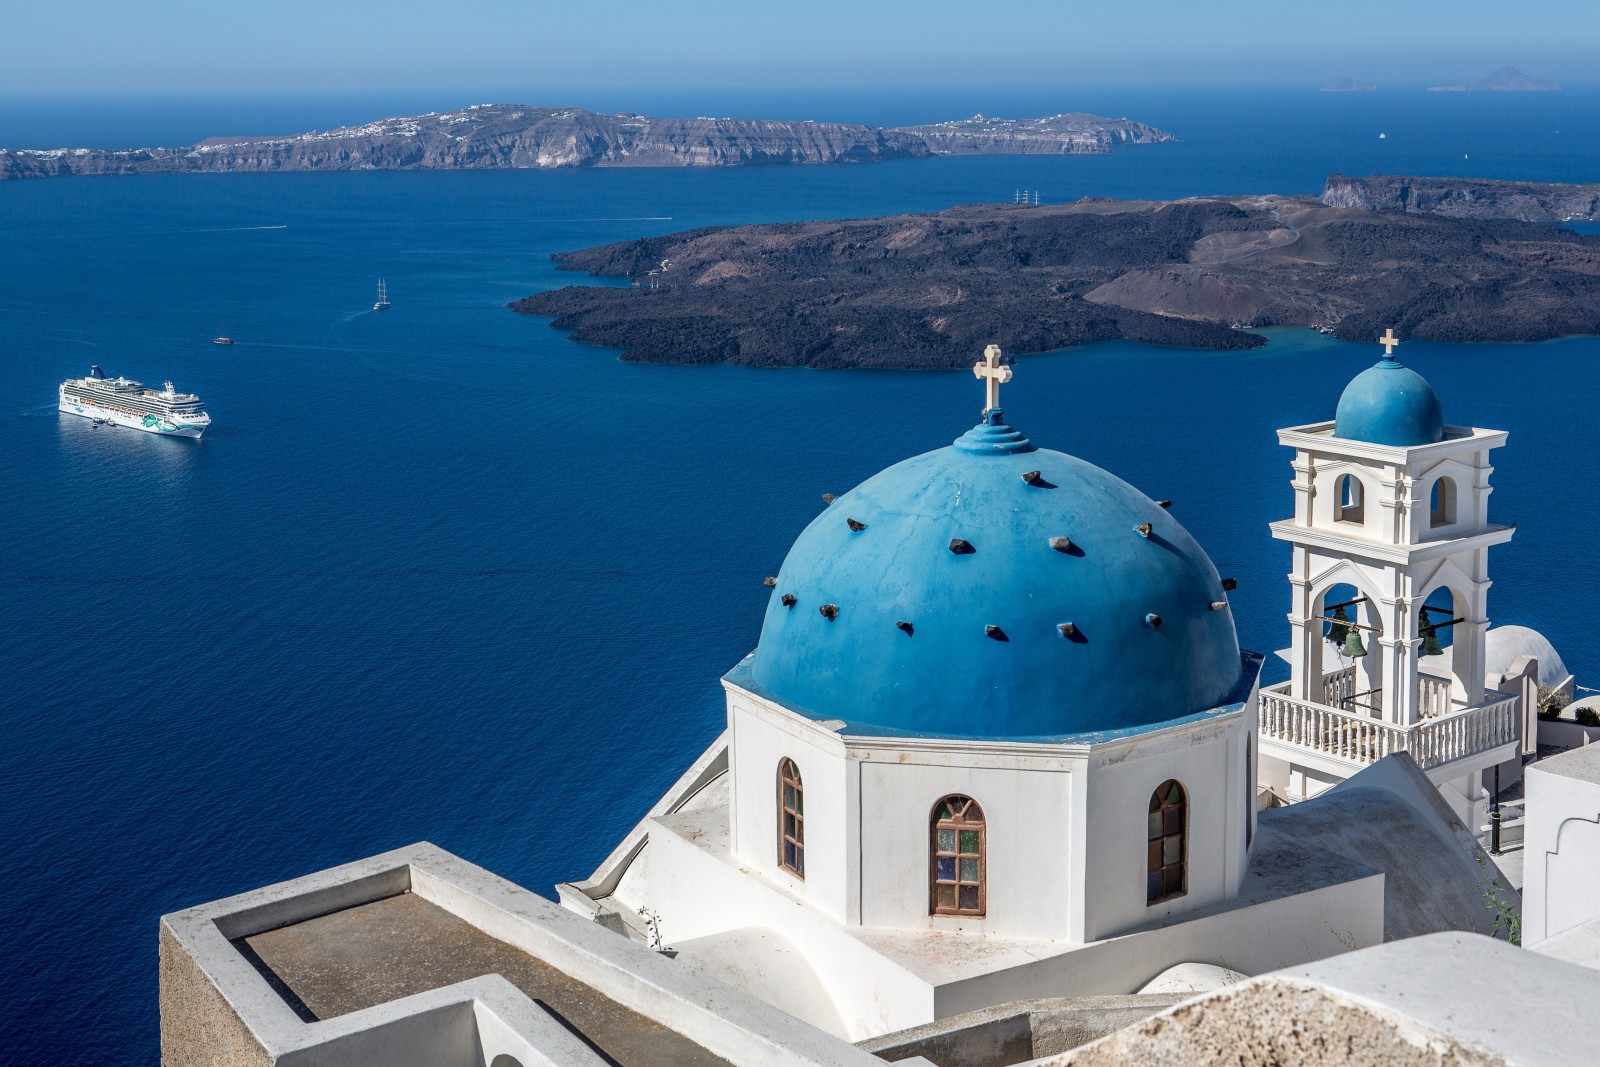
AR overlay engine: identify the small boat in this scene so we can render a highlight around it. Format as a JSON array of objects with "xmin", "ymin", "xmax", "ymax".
[
  {"xmin": 212, "ymin": 335, "xmax": 234, "ymax": 345},
  {"xmin": 373, "ymin": 279, "xmax": 392, "ymax": 312}
]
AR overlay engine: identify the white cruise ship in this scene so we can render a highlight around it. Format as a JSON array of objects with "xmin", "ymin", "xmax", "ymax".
[{"xmin": 58, "ymin": 365, "xmax": 212, "ymax": 438}]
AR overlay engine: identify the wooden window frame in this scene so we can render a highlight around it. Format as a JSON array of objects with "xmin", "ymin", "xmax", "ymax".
[
  {"xmin": 778, "ymin": 758, "xmax": 804, "ymax": 879},
  {"xmin": 930, "ymin": 795, "xmax": 986, "ymax": 917},
  {"xmin": 1147, "ymin": 779, "xmax": 1188, "ymax": 905}
]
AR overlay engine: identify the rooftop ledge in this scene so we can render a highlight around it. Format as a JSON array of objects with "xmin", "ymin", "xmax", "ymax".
[
  {"xmin": 1277, "ymin": 420, "xmax": 1508, "ymax": 458},
  {"xmin": 160, "ymin": 842, "xmax": 883, "ymax": 1067}
]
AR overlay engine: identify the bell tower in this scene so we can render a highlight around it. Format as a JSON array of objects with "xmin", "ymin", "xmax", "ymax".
[{"xmin": 1262, "ymin": 331, "xmax": 1516, "ymax": 810}]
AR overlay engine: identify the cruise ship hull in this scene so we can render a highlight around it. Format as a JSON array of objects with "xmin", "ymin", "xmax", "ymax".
[{"xmin": 59, "ymin": 398, "xmax": 207, "ymax": 438}]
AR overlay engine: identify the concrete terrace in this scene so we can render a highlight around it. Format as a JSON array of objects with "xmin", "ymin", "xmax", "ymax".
[
  {"xmin": 239, "ymin": 892, "xmax": 731, "ymax": 1066},
  {"xmin": 160, "ymin": 842, "xmax": 888, "ymax": 1067}
]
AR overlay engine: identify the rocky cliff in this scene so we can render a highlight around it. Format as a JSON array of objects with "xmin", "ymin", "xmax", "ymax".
[
  {"xmin": 0, "ymin": 104, "xmax": 1171, "ymax": 180},
  {"xmin": 889, "ymin": 113, "xmax": 1172, "ymax": 155},
  {"xmin": 1323, "ymin": 174, "xmax": 1600, "ymax": 222},
  {"xmin": 513, "ymin": 194, "xmax": 1600, "ymax": 368}
]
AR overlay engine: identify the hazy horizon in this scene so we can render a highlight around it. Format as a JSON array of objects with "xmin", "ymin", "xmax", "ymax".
[{"xmin": 5, "ymin": 0, "xmax": 1596, "ymax": 94}]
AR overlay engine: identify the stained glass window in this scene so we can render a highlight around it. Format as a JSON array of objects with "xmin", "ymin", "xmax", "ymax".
[
  {"xmin": 931, "ymin": 795, "xmax": 984, "ymax": 917},
  {"xmin": 1147, "ymin": 779, "xmax": 1187, "ymax": 904},
  {"xmin": 778, "ymin": 759, "xmax": 804, "ymax": 878}
]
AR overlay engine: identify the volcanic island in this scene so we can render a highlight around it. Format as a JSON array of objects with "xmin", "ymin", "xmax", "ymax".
[{"xmin": 514, "ymin": 175, "xmax": 1600, "ymax": 369}]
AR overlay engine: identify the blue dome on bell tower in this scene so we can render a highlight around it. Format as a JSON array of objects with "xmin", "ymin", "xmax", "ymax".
[
  {"xmin": 1334, "ymin": 330, "xmax": 1444, "ymax": 447},
  {"xmin": 745, "ymin": 348, "xmax": 1246, "ymax": 741}
]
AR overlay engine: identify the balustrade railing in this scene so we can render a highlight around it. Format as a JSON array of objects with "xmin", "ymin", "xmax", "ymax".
[
  {"xmin": 1260, "ymin": 685, "xmax": 1518, "ymax": 771},
  {"xmin": 1418, "ymin": 673, "xmax": 1457, "ymax": 719},
  {"xmin": 1322, "ymin": 665, "xmax": 1357, "ymax": 709}
]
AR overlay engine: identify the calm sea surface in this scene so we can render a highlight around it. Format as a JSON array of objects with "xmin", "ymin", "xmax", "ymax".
[{"xmin": 5, "ymin": 85, "xmax": 1600, "ymax": 1062}]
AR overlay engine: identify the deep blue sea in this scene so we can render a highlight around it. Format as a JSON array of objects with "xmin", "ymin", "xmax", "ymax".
[{"xmin": 5, "ymin": 84, "xmax": 1600, "ymax": 1063}]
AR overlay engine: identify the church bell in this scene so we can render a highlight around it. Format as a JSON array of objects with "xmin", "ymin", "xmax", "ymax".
[
  {"xmin": 1326, "ymin": 604, "xmax": 1350, "ymax": 646},
  {"xmin": 1340, "ymin": 628, "xmax": 1368, "ymax": 659},
  {"xmin": 1420, "ymin": 625, "xmax": 1444, "ymax": 658}
]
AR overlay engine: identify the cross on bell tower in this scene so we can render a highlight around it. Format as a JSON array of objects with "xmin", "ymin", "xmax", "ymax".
[{"xmin": 974, "ymin": 344, "xmax": 1012, "ymax": 416}]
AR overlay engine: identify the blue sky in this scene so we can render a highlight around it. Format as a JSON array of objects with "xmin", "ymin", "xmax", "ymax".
[{"xmin": 4, "ymin": 0, "xmax": 1596, "ymax": 93}]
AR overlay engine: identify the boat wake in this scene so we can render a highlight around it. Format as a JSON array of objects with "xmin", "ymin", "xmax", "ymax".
[{"xmin": 184, "ymin": 224, "xmax": 290, "ymax": 233}]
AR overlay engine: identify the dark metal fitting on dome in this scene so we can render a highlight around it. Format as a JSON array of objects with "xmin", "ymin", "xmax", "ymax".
[
  {"xmin": 1136, "ymin": 523, "xmax": 1153, "ymax": 538},
  {"xmin": 1022, "ymin": 470, "xmax": 1043, "ymax": 485},
  {"xmin": 1058, "ymin": 622, "xmax": 1077, "ymax": 638},
  {"xmin": 1210, "ymin": 601, "xmax": 1228, "ymax": 612},
  {"xmin": 821, "ymin": 493, "xmax": 835, "ymax": 504},
  {"xmin": 781, "ymin": 593, "xmax": 796, "ymax": 607},
  {"xmin": 1049, "ymin": 536, "xmax": 1074, "ymax": 552},
  {"xmin": 985, "ymin": 624, "xmax": 1008, "ymax": 641},
  {"xmin": 847, "ymin": 518, "xmax": 867, "ymax": 532},
  {"xmin": 819, "ymin": 603, "xmax": 839, "ymax": 620},
  {"xmin": 763, "ymin": 576, "xmax": 777, "ymax": 587},
  {"xmin": 1221, "ymin": 577, "xmax": 1238, "ymax": 591},
  {"xmin": 897, "ymin": 620, "xmax": 914, "ymax": 635},
  {"xmin": 1157, "ymin": 500, "xmax": 1172, "ymax": 509},
  {"xmin": 1145, "ymin": 613, "xmax": 1163, "ymax": 628},
  {"xmin": 949, "ymin": 538, "xmax": 975, "ymax": 555}
]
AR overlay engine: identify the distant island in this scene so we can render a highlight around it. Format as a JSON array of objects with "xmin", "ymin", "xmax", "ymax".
[
  {"xmin": 1324, "ymin": 174, "xmax": 1600, "ymax": 222},
  {"xmin": 0, "ymin": 105, "xmax": 1172, "ymax": 180},
  {"xmin": 1428, "ymin": 66, "xmax": 1560, "ymax": 92},
  {"xmin": 1320, "ymin": 77, "xmax": 1376, "ymax": 92},
  {"xmin": 513, "ymin": 181, "xmax": 1600, "ymax": 368}
]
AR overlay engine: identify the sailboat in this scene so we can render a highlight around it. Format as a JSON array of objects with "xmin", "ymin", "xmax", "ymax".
[
  {"xmin": 212, "ymin": 325, "xmax": 234, "ymax": 345},
  {"xmin": 373, "ymin": 279, "xmax": 392, "ymax": 312}
]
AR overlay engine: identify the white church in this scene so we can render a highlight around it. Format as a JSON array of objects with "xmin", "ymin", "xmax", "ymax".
[{"xmin": 159, "ymin": 336, "xmax": 1600, "ymax": 1067}]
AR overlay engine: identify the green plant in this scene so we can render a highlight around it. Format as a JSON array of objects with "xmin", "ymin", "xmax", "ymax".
[
  {"xmin": 1483, "ymin": 881, "xmax": 1522, "ymax": 944},
  {"xmin": 1539, "ymin": 704, "xmax": 1564, "ymax": 721},
  {"xmin": 1576, "ymin": 707, "xmax": 1600, "ymax": 728}
]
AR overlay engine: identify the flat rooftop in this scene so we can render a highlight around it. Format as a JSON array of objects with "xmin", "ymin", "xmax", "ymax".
[{"xmin": 239, "ymin": 891, "xmax": 732, "ymax": 1067}]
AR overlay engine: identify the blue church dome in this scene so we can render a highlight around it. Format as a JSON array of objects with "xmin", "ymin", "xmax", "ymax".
[
  {"xmin": 1334, "ymin": 352, "xmax": 1444, "ymax": 447},
  {"xmin": 746, "ymin": 411, "xmax": 1245, "ymax": 740}
]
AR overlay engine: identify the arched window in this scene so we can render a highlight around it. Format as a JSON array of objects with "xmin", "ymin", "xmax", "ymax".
[
  {"xmin": 931, "ymin": 796, "xmax": 985, "ymax": 917},
  {"xmin": 1148, "ymin": 780, "xmax": 1187, "ymax": 904},
  {"xmin": 1430, "ymin": 477, "xmax": 1457, "ymax": 527},
  {"xmin": 778, "ymin": 759, "xmax": 804, "ymax": 878},
  {"xmin": 1335, "ymin": 474, "xmax": 1364, "ymax": 523}
]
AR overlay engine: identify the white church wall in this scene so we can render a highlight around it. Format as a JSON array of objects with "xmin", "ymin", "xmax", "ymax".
[
  {"xmin": 933, "ymin": 868, "xmax": 1383, "ymax": 1018},
  {"xmin": 1525, "ymin": 746, "xmax": 1600, "ymax": 947},
  {"xmin": 852, "ymin": 743, "xmax": 1078, "ymax": 940},
  {"xmin": 1079, "ymin": 712, "xmax": 1250, "ymax": 943},
  {"xmin": 645, "ymin": 807, "xmax": 935, "ymax": 1039},
  {"xmin": 727, "ymin": 690, "xmax": 855, "ymax": 924}
]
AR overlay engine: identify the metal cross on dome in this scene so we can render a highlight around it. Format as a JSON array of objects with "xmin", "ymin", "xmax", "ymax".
[
  {"xmin": 1378, "ymin": 328, "xmax": 1400, "ymax": 358},
  {"xmin": 974, "ymin": 343, "xmax": 1012, "ymax": 412}
]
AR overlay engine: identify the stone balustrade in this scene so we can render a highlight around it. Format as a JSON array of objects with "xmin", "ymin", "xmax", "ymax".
[{"xmin": 1260, "ymin": 684, "xmax": 1517, "ymax": 771}]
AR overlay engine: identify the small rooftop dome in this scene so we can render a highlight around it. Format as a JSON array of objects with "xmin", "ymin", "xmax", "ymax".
[
  {"xmin": 1484, "ymin": 625, "xmax": 1569, "ymax": 688},
  {"xmin": 1334, "ymin": 330, "xmax": 1444, "ymax": 447}
]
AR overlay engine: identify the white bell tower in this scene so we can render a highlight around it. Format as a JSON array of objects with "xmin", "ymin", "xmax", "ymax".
[{"xmin": 1260, "ymin": 331, "xmax": 1518, "ymax": 816}]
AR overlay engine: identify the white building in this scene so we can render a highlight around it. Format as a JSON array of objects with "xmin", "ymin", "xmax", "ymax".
[
  {"xmin": 158, "ymin": 340, "xmax": 1545, "ymax": 1067},
  {"xmin": 1257, "ymin": 330, "xmax": 1532, "ymax": 826},
  {"xmin": 554, "ymin": 345, "xmax": 1499, "ymax": 1040}
]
